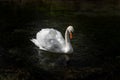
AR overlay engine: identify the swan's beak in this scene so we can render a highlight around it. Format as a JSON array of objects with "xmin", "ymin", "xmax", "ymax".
[{"xmin": 70, "ymin": 32, "xmax": 73, "ymax": 39}]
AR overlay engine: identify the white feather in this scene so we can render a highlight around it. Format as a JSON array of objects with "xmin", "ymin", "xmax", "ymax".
[{"xmin": 31, "ymin": 26, "xmax": 74, "ymax": 53}]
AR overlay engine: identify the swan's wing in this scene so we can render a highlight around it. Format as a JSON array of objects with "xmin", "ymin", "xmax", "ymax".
[
  {"xmin": 55, "ymin": 30, "xmax": 65, "ymax": 46},
  {"xmin": 36, "ymin": 28, "xmax": 65, "ymax": 52}
]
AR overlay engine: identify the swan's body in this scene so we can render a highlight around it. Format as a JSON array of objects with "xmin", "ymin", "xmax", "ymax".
[{"xmin": 31, "ymin": 26, "xmax": 74, "ymax": 53}]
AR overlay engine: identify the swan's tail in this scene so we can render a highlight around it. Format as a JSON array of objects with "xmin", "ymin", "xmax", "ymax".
[{"xmin": 30, "ymin": 39, "xmax": 40, "ymax": 47}]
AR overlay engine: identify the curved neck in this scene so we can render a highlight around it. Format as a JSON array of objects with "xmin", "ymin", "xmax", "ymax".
[
  {"xmin": 64, "ymin": 29, "xmax": 73, "ymax": 53},
  {"xmin": 64, "ymin": 29, "xmax": 72, "ymax": 50},
  {"xmin": 65, "ymin": 30, "xmax": 70, "ymax": 44}
]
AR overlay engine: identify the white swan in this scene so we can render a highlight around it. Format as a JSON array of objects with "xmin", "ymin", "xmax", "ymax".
[{"xmin": 31, "ymin": 26, "xmax": 74, "ymax": 53}]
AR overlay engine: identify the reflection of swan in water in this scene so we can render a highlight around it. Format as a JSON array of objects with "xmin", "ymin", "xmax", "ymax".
[{"xmin": 31, "ymin": 26, "xmax": 74, "ymax": 54}]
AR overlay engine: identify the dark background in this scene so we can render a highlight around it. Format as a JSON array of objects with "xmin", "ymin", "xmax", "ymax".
[{"xmin": 0, "ymin": 0, "xmax": 120, "ymax": 80}]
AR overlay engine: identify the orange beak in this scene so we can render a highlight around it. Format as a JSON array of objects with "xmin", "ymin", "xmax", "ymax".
[{"xmin": 70, "ymin": 32, "xmax": 73, "ymax": 39}]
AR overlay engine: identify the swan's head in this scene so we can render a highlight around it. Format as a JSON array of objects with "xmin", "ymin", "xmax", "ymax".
[
  {"xmin": 67, "ymin": 26, "xmax": 74, "ymax": 39},
  {"xmin": 67, "ymin": 26, "xmax": 74, "ymax": 32}
]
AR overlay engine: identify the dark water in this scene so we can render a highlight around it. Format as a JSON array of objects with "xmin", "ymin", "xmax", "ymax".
[
  {"xmin": 0, "ymin": 2, "xmax": 120, "ymax": 80},
  {"xmin": 29, "ymin": 15, "xmax": 120, "ymax": 69}
]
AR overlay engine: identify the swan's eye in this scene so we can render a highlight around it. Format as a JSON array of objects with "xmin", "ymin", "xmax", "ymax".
[
  {"xmin": 71, "ymin": 29, "xmax": 74, "ymax": 32},
  {"xmin": 70, "ymin": 27, "xmax": 74, "ymax": 32}
]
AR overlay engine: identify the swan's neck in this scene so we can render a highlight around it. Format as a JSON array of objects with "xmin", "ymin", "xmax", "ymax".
[
  {"xmin": 64, "ymin": 30, "xmax": 73, "ymax": 53},
  {"xmin": 65, "ymin": 30, "xmax": 70, "ymax": 43}
]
